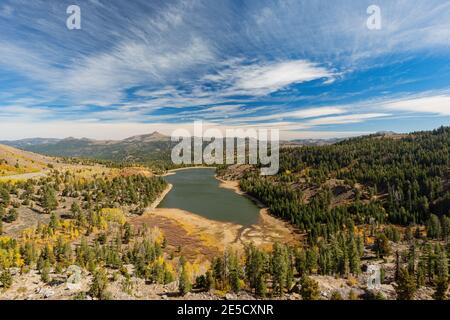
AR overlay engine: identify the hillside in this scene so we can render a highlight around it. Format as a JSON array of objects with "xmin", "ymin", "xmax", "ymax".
[
  {"xmin": 1, "ymin": 127, "xmax": 449, "ymax": 300},
  {"xmin": 3, "ymin": 132, "xmax": 345, "ymax": 164},
  {"xmin": 2, "ymin": 132, "xmax": 174, "ymax": 164},
  {"xmin": 214, "ymin": 127, "xmax": 450, "ymax": 299},
  {"xmin": 221, "ymin": 127, "xmax": 450, "ymax": 230},
  {"xmin": 0, "ymin": 144, "xmax": 57, "ymax": 177}
]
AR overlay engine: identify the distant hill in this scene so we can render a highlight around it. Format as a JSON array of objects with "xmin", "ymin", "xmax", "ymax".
[
  {"xmin": 0, "ymin": 138, "xmax": 61, "ymax": 148},
  {"xmin": 288, "ymin": 138, "xmax": 344, "ymax": 146},
  {"xmin": 1, "ymin": 132, "xmax": 175, "ymax": 163},
  {"xmin": 227, "ymin": 126, "xmax": 450, "ymax": 229},
  {"xmin": 0, "ymin": 130, "xmax": 400, "ymax": 165},
  {"xmin": 3, "ymin": 132, "xmax": 342, "ymax": 163}
]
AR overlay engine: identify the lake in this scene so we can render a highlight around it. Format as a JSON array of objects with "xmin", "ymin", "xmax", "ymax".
[{"xmin": 158, "ymin": 168, "xmax": 260, "ymax": 226}]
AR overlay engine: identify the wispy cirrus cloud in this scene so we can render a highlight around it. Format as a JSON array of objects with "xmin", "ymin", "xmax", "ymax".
[
  {"xmin": 382, "ymin": 94, "xmax": 450, "ymax": 116},
  {"xmin": 204, "ymin": 60, "xmax": 333, "ymax": 96},
  {"xmin": 1, "ymin": 0, "xmax": 450, "ymax": 139},
  {"xmin": 232, "ymin": 107, "xmax": 346, "ymax": 123}
]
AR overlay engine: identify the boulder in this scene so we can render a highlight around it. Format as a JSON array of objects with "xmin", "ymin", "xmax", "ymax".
[{"xmin": 66, "ymin": 265, "xmax": 83, "ymax": 290}]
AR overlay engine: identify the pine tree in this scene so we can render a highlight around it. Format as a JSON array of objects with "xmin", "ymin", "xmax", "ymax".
[
  {"xmin": 179, "ymin": 264, "xmax": 192, "ymax": 295},
  {"xmin": 255, "ymin": 274, "xmax": 267, "ymax": 298},
  {"xmin": 228, "ymin": 251, "xmax": 242, "ymax": 293},
  {"xmin": 299, "ymin": 275, "xmax": 320, "ymax": 300},
  {"xmin": 245, "ymin": 244, "xmax": 267, "ymax": 295},
  {"xmin": 42, "ymin": 186, "xmax": 58, "ymax": 214},
  {"xmin": 396, "ymin": 268, "xmax": 416, "ymax": 300},
  {"xmin": 433, "ymin": 276, "xmax": 449, "ymax": 300},
  {"xmin": 40, "ymin": 260, "xmax": 51, "ymax": 283},
  {"xmin": 89, "ymin": 268, "xmax": 111, "ymax": 300},
  {"xmin": 349, "ymin": 238, "xmax": 361, "ymax": 275},
  {"xmin": 294, "ymin": 248, "xmax": 307, "ymax": 276},
  {"xmin": 433, "ymin": 247, "xmax": 449, "ymax": 300},
  {"xmin": 123, "ymin": 222, "xmax": 132, "ymax": 244},
  {"xmin": 70, "ymin": 201, "xmax": 81, "ymax": 218},
  {"xmin": 330, "ymin": 291, "xmax": 343, "ymax": 300},
  {"xmin": 416, "ymin": 260, "xmax": 426, "ymax": 287},
  {"xmin": 427, "ymin": 214, "xmax": 442, "ymax": 239},
  {"xmin": 271, "ymin": 243, "xmax": 288, "ymax": 296},
  {"xmin": 374, "ymin": 233, "xmax": 391, "ymax": 258},
  {"xmin": 49, "ymin": 212, "xmax": 59, "ymax": 230},
  {"xmin": 407, "ymin": 243, "xmax": 416, "ymax": 273},
  {"xmin": 0, "ymin": 269, "xmax": 13, "ymax": 289}
]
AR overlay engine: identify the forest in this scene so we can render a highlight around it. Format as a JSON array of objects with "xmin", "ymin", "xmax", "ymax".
[
  {"xmin": 232, "ymin": 127, "xmax": 450, "ymax": 299},
  {"xmin": 0, "ymin": 127, "xmax": 449, "ymax": 300}
]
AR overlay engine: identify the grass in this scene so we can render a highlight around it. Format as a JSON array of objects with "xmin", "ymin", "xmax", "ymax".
[{"xmin": 0, "ymin": 164, "xmax": 40, "ymax": 177}]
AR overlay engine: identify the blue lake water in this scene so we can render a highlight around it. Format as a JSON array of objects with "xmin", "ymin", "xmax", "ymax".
[{"xmin": 158, "ymin": 168, "xmax": 260, "ymax": 226}]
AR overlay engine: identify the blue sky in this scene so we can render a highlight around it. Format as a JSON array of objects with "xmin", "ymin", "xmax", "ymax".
[{"xmin": 1, "ymin": 0, "xmax": 450, "ymax": 140}]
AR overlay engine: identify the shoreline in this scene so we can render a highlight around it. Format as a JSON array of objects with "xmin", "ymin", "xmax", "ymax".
[
  {"xmin": 149, "ymin": 183, "xmax": 173, "ymax": 210},
  {"xmin": 160, "ymin": 166, "xmax": 215, "ymax": 177},
  {"xmin": 216, "ymin": 176, "xmax": 265, "ymax": 208},
  {"xmin": 139, "ymin": 167, "xmax": 301, "ymax": 256},
  {"xmin": 216, "ymin": 176, "xmax": 302, "ymax": 241}
]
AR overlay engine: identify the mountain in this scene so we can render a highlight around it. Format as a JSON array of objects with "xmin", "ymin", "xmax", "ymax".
[
  {"xmin": 2, "ymin": 132, "xmax": 175, "ymax": 163},
  {"xmin": 0, "ymin": 131, "xmax": 393, "ymax": 164},
  {"xmin": 122, "ymin": 131, "xmax": 171, "ymax": 143},
  {"xmin": 374, "ymin": 130, "xmax": 397, "ymax": 136},
  {"xmin": 229, "ymin": 125, "xmax": 450, "ymax": 226},
  {"xmin": 0, "ymin": 138, "xmax": 61, "ymax": 148},
  {"xmin": 289, "ymin": 137, "xmax": 344, "ymax": 146}
]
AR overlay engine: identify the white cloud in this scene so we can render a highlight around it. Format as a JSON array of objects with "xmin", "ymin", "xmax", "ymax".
[
  {"xmin": 205, "ymin": 59, "xmax": 333, "ymax": 96},
  {"xmin": 59, "ymin": 37, "xmax": 214, "ymax": 104},
  {"xmin": 280, "ymin": 130, "xmax": 370, "ymax": 140},
  {"xmin": 306, "ymin": 113, "xmax": 390, "ymax": 126},
  {"xmin": 229, "ymin": 106, "xmax": 346, "ymax": 123},
  {"xmin": 235, "ymin": 60, "xmax": 331, "ymax": 93},
  {"xmin": 0, "ymin": 5, "xmax": 13, "ymax": 17},
  {"xmin": 382, "ymin": 95, "xmax": 450, "ymax": 115},
  {"xmin": 0, "ymin": 42, "xmax": 61, "ymax": 83},
  {"xmin": 288, "ymin": 107, "xmax": 345, "ymax": 118},
  {"xmin": 1, "ymin": 0, "xmax": 450, "ymax": 139},
  {"xmin": 0, "ymin": 120, "xmax": 369, "ymax": 141}
]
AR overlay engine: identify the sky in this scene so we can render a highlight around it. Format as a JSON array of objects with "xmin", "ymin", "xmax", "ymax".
[{"xmin": 0, "ymin": 0, "xmax": 450, "ymax": 140}]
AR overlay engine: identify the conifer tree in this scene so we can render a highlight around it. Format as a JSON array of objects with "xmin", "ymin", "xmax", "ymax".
[
  {"xmin": 89, "ymin": 268, "xmax": 111, "ymax": 300},
  {"xmin": 178, "ymin": 262, "xmax": 192, "ymax": 296},
  {"xmin": 396, "ymin": 268, "xmax": 416, "ymax": 300},
  {"xmin": 271, "ymin": 243, "xmax": 288, "ymax": 296},
  {"xmin": 0, "ymin": 269, "xmax": 13, "ymax": 289},
  {"xmin": 299, "ymin": 275, "xmax": 320, "ymax": 300}
]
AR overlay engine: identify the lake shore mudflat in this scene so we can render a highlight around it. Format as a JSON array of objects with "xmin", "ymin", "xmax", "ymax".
[
  {"xmin": 137, "ymin": 169, "xmax": 301, "ymax": 261},
  {"xmin": 217, "ymin": 177, "xmax": 303, "ymax": 247}
]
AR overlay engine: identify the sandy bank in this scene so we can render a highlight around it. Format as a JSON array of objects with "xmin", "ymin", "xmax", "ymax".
[
  {"xmin": 149, "ymin": 183, "xmax": 173, "ymax": 209},
  {"xmin": 161, "ymin": 166, "xmax": 215, "ymax": 176}
]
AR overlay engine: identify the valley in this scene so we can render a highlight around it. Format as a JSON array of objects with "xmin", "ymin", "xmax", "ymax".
[{"xmin": 0, "ymin": 127, "xmax": 449, "ymax": 300}]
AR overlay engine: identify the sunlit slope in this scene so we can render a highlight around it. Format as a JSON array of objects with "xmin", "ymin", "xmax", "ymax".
[{"xmin": 0, "ymin": 144, "xmax": 56, "ymax": 176}]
